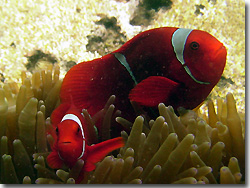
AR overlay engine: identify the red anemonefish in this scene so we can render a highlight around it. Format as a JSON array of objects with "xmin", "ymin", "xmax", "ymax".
[
  {"xmin": 47, "ymin": 103, "xmax": 124, "ymax": 183},
  {"xmin": 57, "ymin": 27, "xmax": 227, "ymax": 126}
]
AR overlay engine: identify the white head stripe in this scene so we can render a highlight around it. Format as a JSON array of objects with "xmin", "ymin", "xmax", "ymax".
[
  {"xmin": 61, "ymin": 114, "xmax": 85, "ymax": 159},
  {"xmin": 172, "ymin": 28, "xmax": 193, "ymax": 66},
  {"xmin": 172, "ymin": 28, "xmax": 210, "ymax": 85},
  {"xmin": 183, "ymin": 66, "xmax": 210, "ymax": 85}
]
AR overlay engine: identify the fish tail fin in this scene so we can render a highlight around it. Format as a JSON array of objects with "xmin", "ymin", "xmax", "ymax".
[{"xmin": 60, "ymin": 55, "xmax": 117, "ymax": 117}]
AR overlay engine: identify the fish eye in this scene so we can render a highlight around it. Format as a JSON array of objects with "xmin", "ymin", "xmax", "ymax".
[
  {"xmin": 77, "ymin": 127, "xmax": 81, "ymax": 133},
  {"xmin": 190, "ymin": 42, "xmax": 199, "ymax": 50},
  {"xmin": 55, "ymin": 127, "xmax": 58, "ymax": 134}
]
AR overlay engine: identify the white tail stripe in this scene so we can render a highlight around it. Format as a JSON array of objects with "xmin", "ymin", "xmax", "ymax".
[{"xmin": 61, "ymin": 114, "xmax": 85, "ymax": 159}]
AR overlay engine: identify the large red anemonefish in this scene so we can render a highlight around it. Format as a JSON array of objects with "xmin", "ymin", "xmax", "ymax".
[
  {"xmin": 55, "ymin": 27, "xmax": 227, "ymax": 129},
  {"xmin": 47, "ymin": 103, "xmax": 124, "ymax": 183}
]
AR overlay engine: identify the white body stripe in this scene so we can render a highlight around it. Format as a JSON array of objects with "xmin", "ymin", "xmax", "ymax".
[
  {"xmin": 113, "ymin": 52, "xmax": 138, "ymax": 85},
  {"xmin": 61, "ymin": 114, "xmax": 85, "ymax": 159},
  {"xmin": 172, "ymin": 28, "xmax": 210, "ymax": 85}
]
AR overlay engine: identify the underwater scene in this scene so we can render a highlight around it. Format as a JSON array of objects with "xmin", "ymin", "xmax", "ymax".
[{"xmin": 0, "ymin": 0, "xmax": 245, "ymax": 185}]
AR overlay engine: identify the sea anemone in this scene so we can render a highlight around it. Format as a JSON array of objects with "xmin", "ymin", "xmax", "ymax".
[
  {"xmin": 0, "ymin": 65, "xmax": 61, "ymax": 183},
  {"xmin": 0, "ymin": 65, "xmax": 245, "ymax": 184}
]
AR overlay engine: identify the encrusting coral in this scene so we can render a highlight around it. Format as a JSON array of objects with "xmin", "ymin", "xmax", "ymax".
[{"xmin": 0, "ymin": 65, "xmax": 245, "ymax": 184}]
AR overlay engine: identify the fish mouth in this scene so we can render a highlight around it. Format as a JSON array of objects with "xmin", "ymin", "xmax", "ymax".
[
  {"xmin": 58, "ymin": 141, "xmax": 72, "ymax": 146},
  {"xmin": 214, "ymin": 45, "xmax": 227, "ymax": 59},
  {"xmin": 58, "ymin": 142, "xmax": 74, "ymax": 155}
]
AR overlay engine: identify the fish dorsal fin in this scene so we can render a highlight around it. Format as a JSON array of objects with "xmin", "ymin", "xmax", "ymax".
[
  {"xmin": 172, "ymin": 28, "xmax": 210, "ymax": 85},
  {"xmin": 61, "ymin": 113, "xmax": 86, "ymax": 159},
  {"xmin": 129, "ymin": 76, "xmax": 180, "ymax": 107},
  {"xmin": 51, "ymin": 103, "xmax": 71, "ymax": 127}
]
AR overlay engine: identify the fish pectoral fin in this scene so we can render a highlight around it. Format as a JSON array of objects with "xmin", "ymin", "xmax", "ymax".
[
  {"xmin": 46, "ymin": 150, "xmax": 64, "ymax": 169},
  {"xmin": 129, "ymin": 76, "xmax": 180, "ymax": 107},
  {"xmin": 83, "ymin": 161, "xmax": 97, "ymax": 172},
  {"xmin": 84, "ymin": 137, "xmax": 125, "ymax": 172}
]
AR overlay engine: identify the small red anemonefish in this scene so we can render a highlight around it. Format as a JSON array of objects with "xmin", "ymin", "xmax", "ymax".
[
  {"xmin": 47, "ymin": 103, "xmax": 124, "ymax": 183},
  {"xmin": 55, "ymin": 27, "xmax": 227, "ymax": 128}
]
